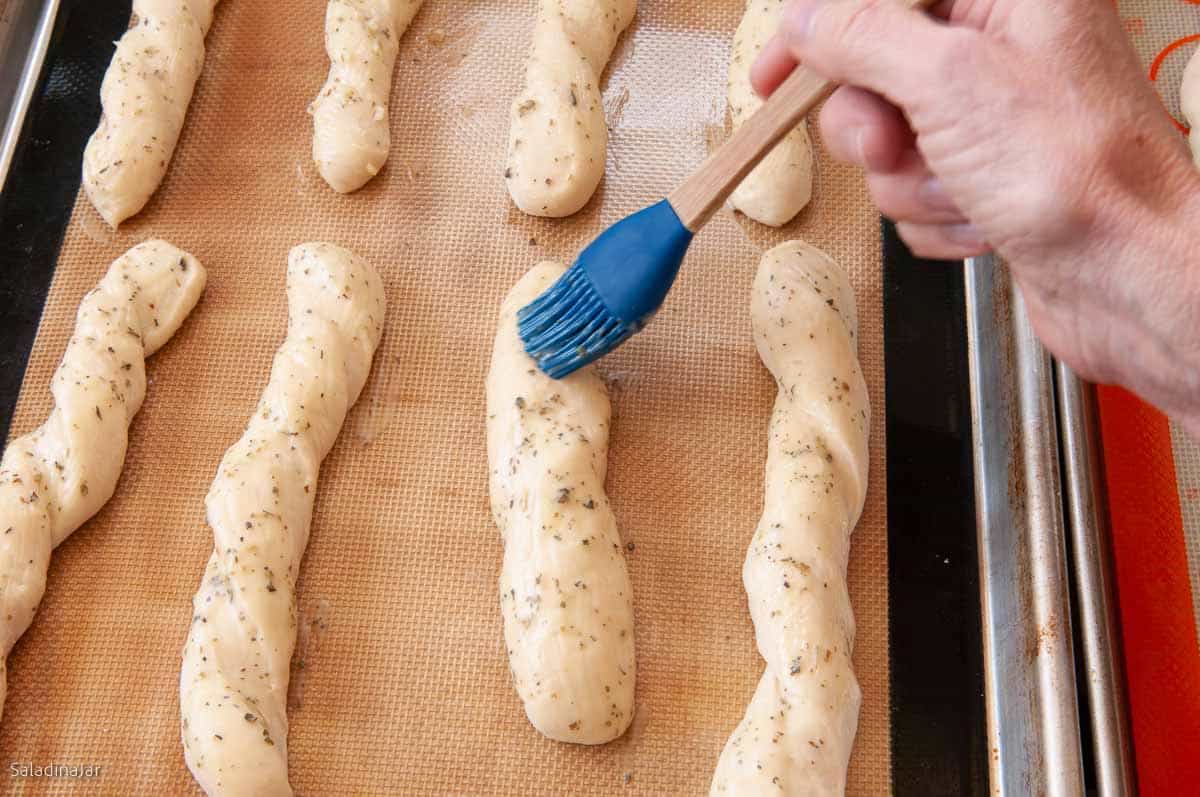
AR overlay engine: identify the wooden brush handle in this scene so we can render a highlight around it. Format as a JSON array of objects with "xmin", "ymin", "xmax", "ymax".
[
  {"xmin": 667, "ymin": 0, "xmax": 936, "ymax": 232},
  {"xmin": 668, "ymin": 66, "xmax": 832, "ymax": 232}
]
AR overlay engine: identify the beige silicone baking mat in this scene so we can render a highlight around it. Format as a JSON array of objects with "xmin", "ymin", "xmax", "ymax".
[{"xmin": 1, "ymin": 1, "xmax": 888, "ymax": 792}]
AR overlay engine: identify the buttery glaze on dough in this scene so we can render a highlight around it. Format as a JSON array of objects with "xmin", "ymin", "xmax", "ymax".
[
  {"xmin": 728, "ymin": 0, "xmax": 814, "ymax": 226},
  {"xmin": 180, "ymin": 244, "xmax": 385, "ymax": 796},
  {"xmin": 504, "ymin": 1, "xmax": 637, "ymax": 218},
  {"xmin": 310, "ymin": 0, "xmax": 426, "ymax": 193},
  {"xmin": 0, "ymin": 241, "xmax": 205, "ymax": 722},
  {"xmin": 1182, "ymin": 48, "xmax": 1200, "ymax": 166},
  {"xmin": 710, "ymin": 241, "xmax": 869, "ymax": 796},
  {"xmin": 486, "ymin": 263, "xmax": 635, "ymax": 743},
  {"xmin": 82, "ymin": 0, "xmax": 221, "ymax": 227}
]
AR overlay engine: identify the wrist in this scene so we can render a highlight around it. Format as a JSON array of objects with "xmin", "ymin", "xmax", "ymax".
[{"xmin": 1090, "ymin": 149, "xmax": 1200, "ymax": 423}]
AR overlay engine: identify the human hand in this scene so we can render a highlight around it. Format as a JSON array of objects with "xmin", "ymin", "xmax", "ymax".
[{"xmin": 756, "ymin": 0, "xmax": 1200, "ymax": 433}]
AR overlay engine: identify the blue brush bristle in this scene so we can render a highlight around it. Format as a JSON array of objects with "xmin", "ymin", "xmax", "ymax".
[
  {"xmin": 516, "ymin": 199, "xmax": 694, "ymax": 379},
  {"xmin": 518, "ymin": 266, "xmax": 638, "ymax": 379}
]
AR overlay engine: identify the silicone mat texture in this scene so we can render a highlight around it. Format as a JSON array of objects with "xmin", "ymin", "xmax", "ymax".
[
  {"xmin": 1126, "ymin": 0, "xmax": 1200, "ymax": 643},
  {"xmin": 1102, "ymin": 2, "xmax": 1200, "ymax": 793},
  {"xmin": 0, "ymin": 0, "xmax": 889, "ymax": 793}
]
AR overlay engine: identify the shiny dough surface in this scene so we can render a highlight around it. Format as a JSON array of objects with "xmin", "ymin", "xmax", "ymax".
[
  {"xmin": 310, "ymin": 0, "xmax": 426, "ymax": 193},
  {"xmin": 710, "ymin": 241, "xmax": 869, "ymax": 796},
  {"xmin": 727, "ymin": 0, "xmax": 814, "ymax": 227},
  {"xmin": 179, "ymin": 243, "xmax": 385, "ymax": 796},
  {"xmin": 0, "ymin": 241, "xmax": 205, "ymax": 723},
  {"xmin": 82, "ymin": 0, "xmax": 221, "ymax": 227},
  {"xmin": 504, "ymin": 0, "xmax": 637, "ymax": 218},
  {"xmin": 486, "ymin": 262, "xmax": 636, "ymax": 744}
]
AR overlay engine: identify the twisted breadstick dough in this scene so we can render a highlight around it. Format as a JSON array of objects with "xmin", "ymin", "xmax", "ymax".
[
  {"xmin": 0, "ymin": 241, "xmax": 205, "ymax": 722},
  {"xmin": 711, "ymin": 241, "xmax": 869, "ymax": 796},
  {"xmin": 1182, "ymin": 48, "xmax": 1200, "ymax": 167},
  {"xmin": 505, "ymin": 0, "xmax": 636, "ymax": 217},
  {"xmin": 82, "ymin": 1, "xmax": 221, "ymax": 227},
  {"xmin": 180, "ymin": 243, "xmax": 385, "ymax": 796},
  {"xmin": 310, "ymin": 0, "xmax": 426, "ymax": 193},
  {"xmin": 728, "ymin": 0, "xmax": 814, "ymax": 226},
  {"xmin": 486, "ymin": 263, "xmax": 635, "ymax": 743}
]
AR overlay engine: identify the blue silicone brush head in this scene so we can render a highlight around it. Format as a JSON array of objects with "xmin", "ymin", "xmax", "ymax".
[{"xmin": 518, "ymin": 199, "xmax": 694, "ymax": 379}]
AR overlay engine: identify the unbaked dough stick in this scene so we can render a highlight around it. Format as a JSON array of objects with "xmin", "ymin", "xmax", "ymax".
[
  {"xmin": 710, "ymin": 241, "xmax": 869, "ymax": 796},
  {"xmin": 180, "ymin": 243, "xmax": 385, "ymax": 796},
  {"xmin": 1182, "ymin": 48, "xmax": 1200, "ymax": 167},
  {"xmin": 82, "ymin": 1, "xmax": 222, "ymax": 227},
  {"xmin": 310, "ymin": 0, "xmax": 426, "ymax": 193},
  {"xmin": 504, "ymin": 0, "xmax": 637, "ymax": 217},
  {"xmin": 486, "ymin": 262, "xmax": 635, "ymax": 743},
  {"xmin": 727, "ymin": 0, "xmax": 814, "ymax": 226},
  {"xmin": 0, "ymin": 241, "xmax": 205, "ymax": 722}
]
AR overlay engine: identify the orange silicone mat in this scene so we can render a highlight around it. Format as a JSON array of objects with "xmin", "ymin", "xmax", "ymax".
[
  {"xmin": 1128, "ymin": 0, "xmax": 1200, "ymax": 650},
  {"xmin": 0, "ymin": 1, "xmax": 888, "ymax": 793},
  {"xmin": 1101, "ymin": 3, "xmax": 1200, "ymax": 793}
]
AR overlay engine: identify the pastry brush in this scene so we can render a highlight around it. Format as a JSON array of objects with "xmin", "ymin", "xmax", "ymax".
[{"xmin": 519, "ymin": 2, "xmax": 932, "ymax": 378}]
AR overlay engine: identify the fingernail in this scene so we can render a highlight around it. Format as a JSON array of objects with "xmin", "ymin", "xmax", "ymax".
[
  {"xmin": 782, "ymin": 0, "xmax": 823, "ymax": 42},
  {"xmin": 917, "ymin": 177, "xmax": 959, "ymax": 213}
]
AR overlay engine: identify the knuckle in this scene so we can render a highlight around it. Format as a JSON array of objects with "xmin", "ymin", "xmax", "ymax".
[{"xmin": 829, "ymin": 0, "xmax": 888, "ymax": 48}]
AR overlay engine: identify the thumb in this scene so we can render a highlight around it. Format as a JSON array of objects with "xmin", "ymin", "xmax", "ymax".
[{"xmin": 763, "ymin": 0, "xmax": 964, "ymax": 107}]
